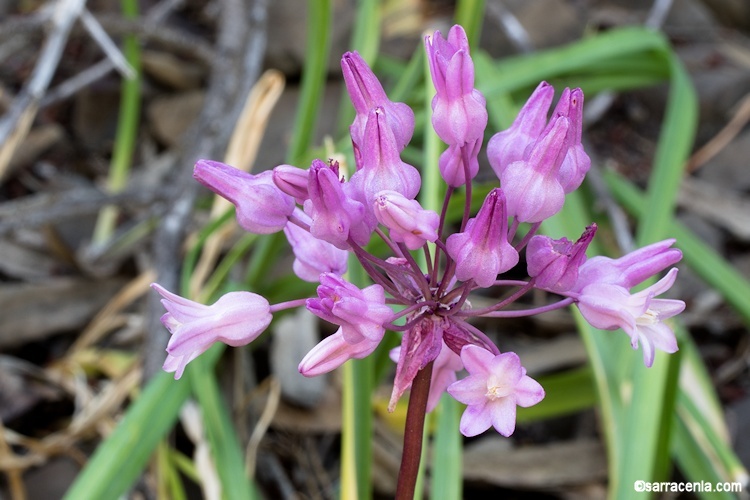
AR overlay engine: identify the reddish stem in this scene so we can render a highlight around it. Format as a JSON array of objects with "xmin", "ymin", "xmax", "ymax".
[{"xmin": 395, "ymin": 361, "xmax": 434, "ymax": 500}]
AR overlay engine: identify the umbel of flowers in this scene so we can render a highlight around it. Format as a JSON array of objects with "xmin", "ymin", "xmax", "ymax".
[{"xmin": 153, "ymin": 26, "xmax": 684, "ymax": 441}]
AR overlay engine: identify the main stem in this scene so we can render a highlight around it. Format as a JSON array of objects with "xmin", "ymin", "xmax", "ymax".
[{"xmin": 395, "ymin": 361, "xmax": 434, "ymax": 500}]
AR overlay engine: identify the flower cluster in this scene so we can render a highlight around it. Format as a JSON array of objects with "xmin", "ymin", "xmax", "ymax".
[{"xmin": 152, "ymin": 25, "xmax": 685, "ymax": 438}]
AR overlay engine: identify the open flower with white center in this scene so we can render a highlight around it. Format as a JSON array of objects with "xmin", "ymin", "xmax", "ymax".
[
  {"xmin": 575, "ymin": 268, "xmax": 684, "ymax": 367},
  {"xmin": 447, "ymin": 345, "xmax": 544, "ymax": 437}
]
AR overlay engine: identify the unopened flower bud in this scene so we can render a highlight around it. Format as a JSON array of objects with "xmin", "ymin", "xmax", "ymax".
[
  {"xmin": 446, "ymin": 188, "xmax": 519, "ymax": 287},
  {"xmin": 374, "ymin": 190, "xmax": 439, "ymax": 250},
  {"xmin": 305, "ymin": 159, "xmax": 369, "ymax": 248},
  {"xmin": 501, "ymin": 115, "xmax": 568, "ymax": 222},
  {"xmin": 439, "ymin": 139, "xmax": 481, "ymax": 187},
  {"xmin": 425, "ymin": 25, "xmax": 488, "ymax": 146},
  {"xmin": 342, "ymin": 51, "xmax": 414, "ymax": 152},
  {"xmin": 194, "ymin": 160, "xmax": 295, "ymax": 234},
  {"xmin": 527, "ymin": 224, "xmax": 596, "ymax": 292},
  {"xmin": 488, "ymin": 81, "xmax": 554, "ymax": 177}
]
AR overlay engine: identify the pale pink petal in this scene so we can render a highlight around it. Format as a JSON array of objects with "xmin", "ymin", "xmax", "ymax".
[
  {"xmin": 489, "ymin": 397, "xmax": 517, "ymax": 437},
  {"xmin": 459, "ymin": 400, "xmax": 492, "ymax": 437}
]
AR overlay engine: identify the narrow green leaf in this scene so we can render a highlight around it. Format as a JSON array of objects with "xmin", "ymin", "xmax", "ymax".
[
  {"xmin": 341, "ymin": 260, "xmax": 374, "ymax": 500},
  {"xmin": 189, "ymin": 349, "xmax": 256, "ymax": 500},
  {"xmin": 430, "ymin": 396, "xmax": 462, "ymax": 499},
  {"xmin": 287, "ymin": 0, "xmax": 332, "ymax": 164},
  {"xmin": 63, "ymin": 372, "xmax": 191, "ymax": 499},
  {"xmin": 454, "ymin": 0, "xmax": 486, "ymax": 49},
  {"xmin": 516, "ymin": 366, "xmax": 597, "ymax": 423}
]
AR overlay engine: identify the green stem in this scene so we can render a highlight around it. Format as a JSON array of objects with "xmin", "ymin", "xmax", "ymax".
[
  {"xmin": 286, "ymin": 0, "xmax": 332, "ymax": 165},
  {"xmin": 92, "ymin": 0, "xmax": 141, "ymax": 244}
]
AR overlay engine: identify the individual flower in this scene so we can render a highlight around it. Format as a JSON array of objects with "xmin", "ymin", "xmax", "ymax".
[
  {"xmin": 575, "ymin": 268, "xmax": 684, "ymax": 367},
  {"xmin": 304, "ymin": 159, "xmax": 369, "ymax": 248},
  {"xmin": 298, "ymin": 327, "xmax": 381, "ymax": 377},
  {"xmin": 194, "ymin": 160, "xmax": 295, "ymax": 234},
  {"xmin": 447, "ymin": 345, "xmax": 545, "ymax": 437},
  {"xmin": 152, "ymin": 283, "xmax": 272, "ymax": 379},
  {"xmin": 439, "ymin": 138, "xmax": 481, "ymax": 187},
  {"xmin": 574, "ymin": 239, "xmax": 683, "ymax": 291},
  {"xmin": 390, "ymin": 342, "xmax": 464, "ymax": 412},
  {"xmin": 425, "ymin": 25, "xmax": 488, "ymax": 146},
  {"xmin": 500, "ymin": 114, "xmax": 569, "ymax": 222},
  {"xmin": 306, "ymin": 273, "xmax": 393, "ymax": 344},
  {"xmin": 283, "ymin": 209, "xmax": 348, "ymax": 282},
  {"xmin": 527, "ymin": 224, "xmax": 596, "ymax": 292},
  {"xmin": 349, "ymin": 107, "xmax": 421, "ymax": 223},
  {"xmin": 446, "ymin": 188, "xmax": 519, "ymax": 287},
  {"xmin": 342, "ymin": 51, "xmax": 415, "ymax": 153},
  {"xmin": 374, "ymin": 190, "xmax": 439, "ymax": 250},
  {"xmin": 487, "ymin": 81, "xmax": 555, "ymax": 177}
]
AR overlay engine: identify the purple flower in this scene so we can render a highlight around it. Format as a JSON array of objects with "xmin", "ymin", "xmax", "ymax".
[
  {"xmin": 501, "ymin": 114, "xmax": 568, "ymax": 222},
  {"xmin": 194, "ymin": 160, "xmax": 295, "ymax": 234},
  {"xmin": 447, "ymin": 345, "xmax": 545, "ymax": 437},
  {"xmin": 575, "ymin": 239, "xmax": 683, "ymax": 291},
  {"xmin": 152, "ymin": 284, "xmax": 272, "ymax": 379},
  {"xmin": 283, "ymin": 209, "xmax": 348, "ymax": 282},
  {"xmin": 305, "ymin": 159, "xmax": 369, "ymax": 248},
  {"xmin": 374, "ymin": 190, "xmax": 439, "ymax": 250},
  {"xmin": 425, "ymin": 25, "xmax": 488, "ymax": 146},
  {"xmin": 446, "ymin": 188, "xmax": 519, "ymax": 287},
  {"xmin": 342, "ymin": 51, "xmax": 415, "ymax": 153},
  {"xmin": 298, "ymin": 327, "xmax": 381, "ymax": 377},
  {"xmin": 306, "ymin": 273, "xmax": 393, "ymax": 344},
  {"xmin": 576, "ymin": 268, "xmax": 684, "ymax": 367},
  {"xmin": 488, "ymin": 81, "xmax": 555, "ymax": 178},
  {"xmin": 527, "ymin": 224, "xmax": 596, "ymax": 292},
  {"xmin": 439, "ymin": 138, "xmax": 481, "ymax": 187},
  {"xmin": 349, "ymin": 107, "xmax": 421, "ymax": 214}
]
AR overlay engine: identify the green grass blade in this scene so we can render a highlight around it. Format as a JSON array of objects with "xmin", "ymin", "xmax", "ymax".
[
  {"xmin": 63, "ymin": 372, "xmax": 190, "ymax": 499},
  {"xmin": 454, "ymin": 0, "xmax": 485, "ymax": 49},
  {"xmin": 636, "ymin": 53, "xmax": 697, "ymax": 247},
  {"xmin": 480, "ymin": 27, "xmax": 671, "ymax": 96},
  {"xmin": 516, "ymin": 366, "xmax": 597, "ymax": 423},
  {"xmin": 188, "ymin": 349, "xmax": 256, "ymax": 500},
  {"xmin": 430, "ymin": 396, "xmax": 462, "ymax": 499},
  {"xmin": 286, "ymin": 0, "xmax": 332, "ymax": 165},
  {"xmin": 92, "ymin": 0, "xmax": 141, "ymax": 244},
  {"xmin": 341, "ymin": 261, "xmax": 374, "ymax": 500}
]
